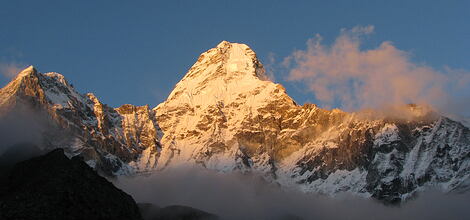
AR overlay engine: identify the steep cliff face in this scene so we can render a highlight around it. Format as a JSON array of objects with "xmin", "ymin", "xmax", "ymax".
[
  {"xmin": 0, "ymin": 66, "xmax": 161, "ymax": 175},
  {"xmin": 154, "ymin": 41, "xmax": 470, "ymax": 202},
  {"xmin": 115, "ymin": 104, "xmax": 162, "ymax": 171},
  {"xmin": 275, "ymin": 111, "xmax": 470, "ymax": 203}
]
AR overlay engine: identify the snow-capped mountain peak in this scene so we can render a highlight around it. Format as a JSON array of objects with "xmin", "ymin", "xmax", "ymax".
[
  {"xmin": 161, "ymin": 41, "xmax": 270, "ymax": 106},
  {"xmin": 155, "ymin": 41, "xmax": 297, "ymax": 170},
  {"xmin": 16, "ymin": 65, "xmax": 37, "ymax": 78},
  {"xmin": 0, "ymin": 65, "xmax": 46, "ymax": 109},
  {"xmin": 158, "ymin": 41, "xmax": 287, "ymax": 110},
  {"xmin": 0, "ymin": 65, "xmax": 79, "ymax": 109}
]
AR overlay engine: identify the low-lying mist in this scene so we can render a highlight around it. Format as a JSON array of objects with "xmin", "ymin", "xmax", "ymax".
[
  {"xmin": 115, "ymin": 167, "xmax": 470, "ymax": 220},
  {"xmin": 0, "ymin": 112, "xmax": 44, "ymax": 155}
]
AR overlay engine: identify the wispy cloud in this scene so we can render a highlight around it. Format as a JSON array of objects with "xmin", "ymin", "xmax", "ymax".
[
  {"xmin": 263, "ymin": 52, "xmax": 277, "ymax": 82},
  {"xmin": 0, "ymin": 62, "xmax": 26, "ymax": 79},
  {"xmin": 283, "ymin": 25, "xmax": 470, "ymax": 115}
]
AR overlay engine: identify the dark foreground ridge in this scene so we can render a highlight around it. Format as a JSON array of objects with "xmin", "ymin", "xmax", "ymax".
[
  {"xmin": 0, "ymin": 148, "xmax": 219, "ymax": 220},
  {"xmin": 0, "ymin": 148, "xmax": 142, "ymax": 220}
]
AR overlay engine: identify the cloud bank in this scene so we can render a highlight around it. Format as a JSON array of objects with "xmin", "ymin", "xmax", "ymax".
[
  {"xmin": 116, "ymin": 167, "xmax": 470, "ymax": 220},
  {"xmin": 284, "ymin": 25, "xmax": 470, "ymax": 115}
]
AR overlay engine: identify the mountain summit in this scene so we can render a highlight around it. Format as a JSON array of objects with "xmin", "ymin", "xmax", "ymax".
[
  {"xmin": 0, "ymin": 42, "xmax": 469, "ymax": 203},
  {"xmin": 178, "ymin": 41, "xmax": 269, "ymax": 81},
  {"xmin": 155, "ymin": 41, "xmax": 297, "ymax": 170},
  {"xmin": 157, "ymin": 41, "xmax": 275, "ymax": 111}
]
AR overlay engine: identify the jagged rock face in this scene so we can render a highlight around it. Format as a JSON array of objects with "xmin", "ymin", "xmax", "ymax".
[
  {"xmin": 155, "ymin": 41, "xmax": 470, "ymax": 202},
  {"xmin": 0, "ymin": 66, "xmax": 161, "ymax": 175},
  {"xmin": 115, "ymin": 104, "xmax": 162, "ymax": 171},
  {"xmin": 274, "ymin": 114, "xmax": 470, "ymax": 202}
]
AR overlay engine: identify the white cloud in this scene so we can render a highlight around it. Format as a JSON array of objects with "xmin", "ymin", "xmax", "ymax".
[{"xmin": 284, "ymin": 25, "xmax": 470, "ymax": 115}]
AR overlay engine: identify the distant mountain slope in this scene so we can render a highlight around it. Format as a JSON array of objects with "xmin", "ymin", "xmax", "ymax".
[{"xmin": 0, "ymin": 66, "xmax": 161, "ymax": 175}]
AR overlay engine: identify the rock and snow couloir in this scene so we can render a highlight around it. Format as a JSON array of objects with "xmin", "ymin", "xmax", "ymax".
[{"xmin": 1, "ymin": 41, "xmax": 469, "ymax": 203}]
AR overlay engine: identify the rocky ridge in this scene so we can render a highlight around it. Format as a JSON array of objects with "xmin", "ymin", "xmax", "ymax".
[
  {"xmin": 0, "ymin": 148, "xmax": 143, "ymax": 220},
  {"xmin": 0, "ymin": 66, "xmax": 161, "ymax": 175}
]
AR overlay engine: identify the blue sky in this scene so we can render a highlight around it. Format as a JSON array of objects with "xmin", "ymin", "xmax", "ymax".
[{"xmin": 1, "ymin": 0, "xmax": 469, "ymax": 109}]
